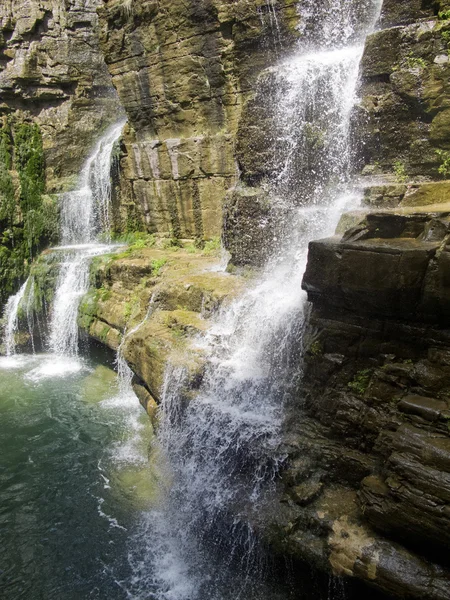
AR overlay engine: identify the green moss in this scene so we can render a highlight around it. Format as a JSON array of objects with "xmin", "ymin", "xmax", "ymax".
[
  {"xmin": 203, "ymin": 236, "xmax": 221, "ymax": 256},
  {"xmin": 436, "ymin": 149, "xmax": 450, "ymax": 177},
  {"xmin": 404, "ymin": 54, "xmax": 426, "ymax": 69},
  {"xmin": 0, "ymin": 119, "xmax": 57, "ymax": 306},
  {"xmin": 439, "ymin": 10, "xmax": 450, "ymax": 20},
  {"xmin": 78, "ymin": 289, "xmax": 100, "ymax": 330},
  {"xmin": 393, "ymin": 160, "xmax": 407, "ymax": 183},
  {"xmin": 309, "ymin": 341, "xmax": 323, "ymax": 357},
  {"xmin": 348, "ymin": 369, "xmax": 372, "ymax": 396}
]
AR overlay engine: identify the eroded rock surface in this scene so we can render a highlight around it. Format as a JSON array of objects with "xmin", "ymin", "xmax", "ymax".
[
  {"xmin": 97, "ymin": 0, "xmax": 299, "ymax": 241},
  {"xmin": 0, "ymin": 0, "xmax": 121, "ymax": 190},
  {"xmin": 78, "ymin": 242, "xmax": 245, "ymax": 418},
  {"xmin": 273, "ymin": 208, "xmax": 450, "ymax": 599}
]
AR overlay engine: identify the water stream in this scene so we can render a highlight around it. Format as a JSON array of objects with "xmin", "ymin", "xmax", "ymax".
[
  {"xmin": 124, "ymin": 1, "xmax": 383, "ymax": 599},
  {"xmin": 1, "ymin": 120, "xmax": 125, "ymax": 358}
]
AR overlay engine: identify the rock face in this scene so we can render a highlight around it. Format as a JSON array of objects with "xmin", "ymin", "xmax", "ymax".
[
  {"xmin": 355, "ymin": 0, "xmax": 450, "ymax": 180},
  {"xmin": 278, "ymin": 209, "xmax": 450, "ymax": 599},
  {"xmin": 274, "ymin": 2, "xmax": 450, "ymax": 598},
  {"xmin": 77, "ymin": 241, "xmax": 244, "ymax": 418},
  {"xmin": 0, "ymin": 0, "xmax": 121, "ymax": 191},
  {"xmin": 97, "ymin": 0, "xmax": 299, "ymax": 241}
]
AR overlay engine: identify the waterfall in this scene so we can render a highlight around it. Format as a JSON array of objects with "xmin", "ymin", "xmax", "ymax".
[
  {"xmin": 60, "ymin": 121, "xmax": 124, "ymax": 246},
  {"xmin": 2, "ymin": 281, "xmax": 27, "ymax": 356},
  {"xmin": 1, "ymin": 121, "xmax": 125, "ymax": 358},
  {"xmin": 48, "ymin": 121, "xmax": 125, "ymax": 357},
  {"xmin": 126, "ymin": 1, "xmax": 383, "ymax": 599}
]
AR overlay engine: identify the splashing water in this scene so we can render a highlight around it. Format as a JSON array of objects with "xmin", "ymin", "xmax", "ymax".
[{"xmin": 126, "ymin": 1, "xmax": 383, "ymax": 599}]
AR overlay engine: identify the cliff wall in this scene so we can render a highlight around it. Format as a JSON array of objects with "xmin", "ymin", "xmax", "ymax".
[
  {"xmin": 97, "ymin": 0, "xmax": 299, "ymax": 240},
  {"xmin": 0, "ymin": 0, "xmax": 121, "ymax": 189},
  {"xmin": 275, "ymin": 1, "xmax": 450, "ymax": 598},
  {"xmin": 0, "ymin": 0, "xmax": 121, "ymax": 301}
]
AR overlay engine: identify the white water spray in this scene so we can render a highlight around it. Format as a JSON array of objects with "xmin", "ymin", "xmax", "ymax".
[{"xmin": 126, "ymin": 2, "xmax": 383, "ymax": 599}]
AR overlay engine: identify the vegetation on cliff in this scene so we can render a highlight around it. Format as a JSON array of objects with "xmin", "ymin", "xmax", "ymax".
[{"xmin": 0, "ymin": 119, "xmax": 58, "ymax": 305}]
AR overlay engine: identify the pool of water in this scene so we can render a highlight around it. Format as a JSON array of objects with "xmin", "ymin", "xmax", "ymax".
[{"xmin": 0, "ymin": 353, "xmax": 153, "ymax": 600}]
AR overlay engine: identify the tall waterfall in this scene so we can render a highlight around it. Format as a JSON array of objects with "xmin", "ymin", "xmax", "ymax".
[
  {"xmin": 1, "ymin": 121, "xmax": 125, "ymax": 358},
  {"xmin": 127, "ymin": 2, "xmax": 383, "ymax": 599}
]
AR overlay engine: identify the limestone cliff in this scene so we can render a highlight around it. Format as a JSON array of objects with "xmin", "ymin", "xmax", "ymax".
[
  {"xmin": 97, "ymin": 0, "xmax": 299, "ymax": 240},
  {"xmin": 0, "ymin": 0, "xmax": 121, "ymax": 190},
  {"xmin": 2, "ymin": 0, "xmax": 450, "ymax": 598},
  {"xmin": 0, "ymin": 0, "xmax": 121, "ymax": 301}
]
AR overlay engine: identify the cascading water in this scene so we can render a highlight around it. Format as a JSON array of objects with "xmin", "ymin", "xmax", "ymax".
[
  {"xmin": 1, "ymin": 121, "xmax": 125, "ymax": 359},
  {"xmin": 2, "ymin": 281, "xmax": 27, "ymax": 356},
  {"xmin": 60, "ymin": 122, "xmax": 124, "ymax": 246},
  {"xmin": 126, "ymin": 2, "xmax": 383, "ymax": 599},
  {"xmin": 48, "ymin": 120, "xmax": 125, "ymax": 358}
]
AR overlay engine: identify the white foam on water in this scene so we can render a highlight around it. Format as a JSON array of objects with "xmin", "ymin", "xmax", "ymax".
[
  {"xmin": 24, "ymin": 355, "xmax": 88, "ymax": 383},
  {"xmin": 0, "ymin": 353, "xmax": 39, "ymax": 371}
]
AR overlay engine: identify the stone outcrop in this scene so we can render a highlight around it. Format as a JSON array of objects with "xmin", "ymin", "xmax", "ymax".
[
  {"xmin": 274, "ymin": 208, "xmax": 450, "ymax": 599},
  {"xmin": 273, "ymin": 2, "xmax": 450, "ymax": 597},
  {"xmin": 77, "ymin": 241, "xmax": 244, "ymax": 418},
  {"xmin": 97, "ymin": 0, "xmax": 299, "ymax": 241},
  {"xmin": 355, "ymin": 0, "xmax": 450, "ymax": 181},
  {"xmin": 0, "ymin": 0, "xmax": 121, "ymax": 191}
]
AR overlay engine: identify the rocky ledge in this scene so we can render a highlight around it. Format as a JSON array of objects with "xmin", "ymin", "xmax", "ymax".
[
  {"xmin": 77, "ymin": 240, "xmax": 245, "ymax": 421},
  {"xmin": 273, "ymin": 207, "xmax": 450, "ymax": 599}
]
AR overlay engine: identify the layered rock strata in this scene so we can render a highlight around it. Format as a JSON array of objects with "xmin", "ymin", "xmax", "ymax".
[
  {"xmin": 274, "ymin": 2, "xmax": 450, "ymax": 597},
  {"xmin": 97, "ymin": 0, "xmax": 299, "ymax": 240},
  {"xmin": 276, "ymin": 208, "xmax": 450, "ymax": 599}
]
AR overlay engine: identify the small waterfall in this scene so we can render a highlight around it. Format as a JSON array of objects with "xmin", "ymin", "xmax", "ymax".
[
  {"xmin": 48, "ymin": 121, "xmax": 125, "ymax": 357},
  {"xmin": 60, "ymin": 121, "xmax": 124, "ymax": 246},
  {"xmin": 2, "ymin": 281, "xmax": 27, "ymax": 356},
  {"xmin": 49, "ymin": 253, "xmax": 91, "ymax": 356},
  {"xmin": 127, "ymin": 1, "xmax": 383, "ymax": 598},
  {"xmin": 2, "ymin": 122, "xmax": 124, "ymax": 358}
]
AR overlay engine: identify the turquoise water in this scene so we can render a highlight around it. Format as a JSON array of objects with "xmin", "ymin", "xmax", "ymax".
[{"xmin": 0, "ymin": 353, "xmax": 153, "ymax": 600}]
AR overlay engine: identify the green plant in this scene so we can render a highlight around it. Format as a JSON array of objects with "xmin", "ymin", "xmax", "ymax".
[
  {"xmin": 203, "ymin": 236, "xmax": 221, "ymax": 256},
  {"xmin": 0, "ymin": 120, "xmax": 50, "ymax": 305},
  {"xmin": 98, "ymin": 286, "xmax": 112, "ymax": 301},
  {"xmin": 436, "ymin": 149, "xmax": 450, "ymax": 178},
  {"xmin": 442, "ymin": 29, "xmax": 450, "ymax": 44},
  {"xmin": 348, "ymin": 369, "xmax": 372, "ymax": 396},
  {"xmin": 151, "ymin": 258, "xmax": 167, "ymax": 275},
  {"xmin": 404, "ymin": 54, "xmax": 426, "ymax": 69},
  {"xmin": 439, "ymin": 10, "xmax": 450, "ymax": 20},
  {"xmin": 393, "ymin": 160, "xmax": 407, "ymax": 182}
]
